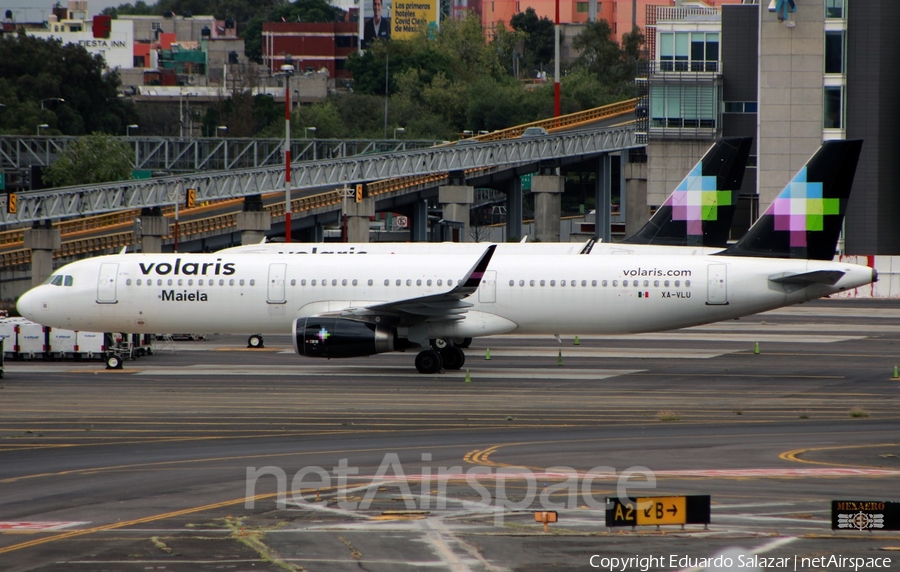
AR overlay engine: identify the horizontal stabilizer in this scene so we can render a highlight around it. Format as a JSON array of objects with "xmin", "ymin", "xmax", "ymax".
[{"xmin": 768, "ymin": 270, "xmax": 845, "ymax": 286}]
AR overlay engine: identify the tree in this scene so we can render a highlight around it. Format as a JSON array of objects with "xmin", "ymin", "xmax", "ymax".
[
  {"xmin": 0, "ymin": 33, "xmax": 136, "ymax": 136},
  {"xmin": 509, "ymin": 8, "xmax": 554, "ymax": 76},
  {"xmin": 44, "ymin": 134, "xmax": 134, "ymax": 187}
]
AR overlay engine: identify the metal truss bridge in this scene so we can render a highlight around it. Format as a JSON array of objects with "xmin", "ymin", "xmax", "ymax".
[
  {"xmin": 0, "ymin": 136, "xmax": 441, "ymax": 174},
  {"xmin": 1, "ymin": 125, "xmax": 638, "ymax": 226}
]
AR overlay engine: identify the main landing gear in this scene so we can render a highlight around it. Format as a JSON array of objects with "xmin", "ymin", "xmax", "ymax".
[
  {"xmin": 415, "ymin": 341, "xmax": 467, "ymax": 374},
  {"xmin": 247, "ymin": 334, "xmax": 264, "ymax": 348}
]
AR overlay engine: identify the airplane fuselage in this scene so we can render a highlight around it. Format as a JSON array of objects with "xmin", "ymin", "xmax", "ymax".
[{"xmin": 18, "ymin": 252, "xmax": 874, "ymax": 340}]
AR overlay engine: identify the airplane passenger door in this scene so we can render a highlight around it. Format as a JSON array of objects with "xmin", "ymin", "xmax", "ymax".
[
  {"xmin": 706, "ymin": 264, "xmax": 728, "ymax": 305},
  {"xmin": 267, "ymin": 263, "xmax": 287, "ymax": 304},
  {"xmin": 96, "ymin": 263, "xmax": 119, "ymax": 304},
  {"xmin": 478, "ymin": 270, "xmax": 497, "ymax": 304}
]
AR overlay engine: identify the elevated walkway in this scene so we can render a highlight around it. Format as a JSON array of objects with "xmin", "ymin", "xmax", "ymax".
[{"xmin": 0, "ymin": 99, "xmax": 638, "ymax": 267}]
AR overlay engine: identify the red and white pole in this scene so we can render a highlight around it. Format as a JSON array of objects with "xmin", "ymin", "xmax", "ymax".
[{"xmin": 554, "ymin": 0, "xmax": 560, "ymax": 119}]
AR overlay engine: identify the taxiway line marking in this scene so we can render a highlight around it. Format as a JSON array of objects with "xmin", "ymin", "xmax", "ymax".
[{"xmin": 779, "ymin": 443, "xmax": 898, "ymax": 470}]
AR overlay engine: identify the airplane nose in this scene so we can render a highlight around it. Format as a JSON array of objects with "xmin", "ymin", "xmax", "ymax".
[{"xmin": 16, "ymin": 288, "xmax": 36, "ymax": 321}]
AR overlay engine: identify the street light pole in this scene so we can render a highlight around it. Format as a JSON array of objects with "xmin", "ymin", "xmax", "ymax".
[
  {"xmin": 280, "ymin": 55, "xmax": 295, "ymax": 243},
  {"xmin": 36, "ymin": 123, "xmax": 49, "ymax": 136},
  {"xmin": 393, "ymin": 127, "xmax": 405, "ymax": 139},
  {"xmin": 126, "ymin": 124, "xmax": 139, "ymax": 136}
]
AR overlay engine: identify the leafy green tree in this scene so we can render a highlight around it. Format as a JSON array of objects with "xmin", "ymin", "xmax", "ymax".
[
  {"xmin": 571, "ymin": 19, "xmax": 644, "ymax": 95},
  {"xmin": 44, "ymin": 134, "xmax": 134, "ymax": 187},
  {"xmin": 0, "ymin": 33, "xmax": 136, "ymax": 136},
  {"xmin": 509, "ymin": 8, "xmax": 555, "ymax": 76}
]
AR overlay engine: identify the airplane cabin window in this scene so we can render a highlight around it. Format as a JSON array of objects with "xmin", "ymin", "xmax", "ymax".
[
  {"xmin": 540, "ymin": 280, "xmax": 546, "ymax": 287},
  {"xmin": 352, "ymin": 279, "xmax": 358, "ymax": 286},
  {"xmin": 685, "ymin": 280, "xmax": 691, "ymax": 287},
  {"xmin": 601, "ymin": 280, "xmax": 607, "ymax": 287},
  {"xmin": 332, "ymin": 279, "xmax": 337, "ymax": 286},
  {"xmin": 550, "ymin": 280, "xmax": 556, "ymax": 287},
  {"xmin": 530, "ymin": 280, "xmax": 535, "ymax": 287},
  {"xmin": 198, "ymin": 279, "xmax": 204, "ymax": 286},
  {"xmin": 416, "ymin": 279, "xmax": 422, "ymax": 286},
  {"xmin": 592, "ymin": 280, "xmax": 597, "ymax": 287},
  {"xmin": 311, "ymin": 279, "xmax": 317, "ymax": 286},
  {"xmin": 290, "ymin": 279, "xmax": 295, "ymax": 286},
  {"xmin": 249, "ymin": 279, "xmax": 255, "ymax": 286},
  {"xmin": 519, "ymin": 280, "xmax": 525, "ymax": 286},
  {"xmin": 230, "ymin": 279, "xmax": 235, "ymax": 286},
  {"xmin": 126, "ymin": 279, "xmax": 132, "ymax": 286},
  {"xmin": 560, "ymin": 280, "xmax": 565, "ymax": 287},
  {"xmin": 613, "ymin": 280, "xmax": 618, "ymax": 287},
  {"xmin": 437, "ymin": 279, "xmax": 442, "ymax": 286},
  {"xmin": 396, "ymin": 279, "xmax": 401, "ymax": 286},
  {"xmin": 623, "ymin": 281, "xmax": 628, "ymax": 288},
  {"xmin": 157, "ymin": 279, "xmax": 163, "ymax": 286},
  {"xmin": 448, "ymin": 279, "xmax": 453, "ymax": 286},
  {"xmin": 509, "ymin": 280, "xmax": 514, "ymax": 286},
  {"xmin": 240, "ymin": 279, "xmax": 245, "ymax": 286},
  {"xmin": 675, "ymin": 280, "xmax": 680, "ymax": 287},
  {"xmin": 643, "ymin": 280, "xmax": 649, "ymax": 287},
  {"xmin": 406, "ymin": 279, "xmax": 412, "ymax": 286},
  {"xmin": 384, "ymin": 279, "xmax": 389, "ymax": 286},
  {"xmin": 367, "ymin": 279, "xmax": 373, "ymax": 286},
  {"xmin": 137, "ymin": 279, "xmax": 142, "ymax": 286},
  {"xmin": 167, "ymin": 279, "xmax": 173, "ymax": 286},
  {"xmin": 654, "ymin": 280, "xmax": 659, "ymax": 287},
  {"xmin": 427, "ymin": 279, "xmax": 432, "ymax": 286},
  {"xmin": 582, "ymin": 280, "xmax": 587, "ymax": 287},
  {"xmin": 664, "ymin": 280, "xmax": 670, "ymax": 287}
]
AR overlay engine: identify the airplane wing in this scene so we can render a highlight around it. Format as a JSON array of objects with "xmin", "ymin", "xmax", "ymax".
[{"xmin": 341, "ymin": 245, "xmax": 497, "ymax": 325}]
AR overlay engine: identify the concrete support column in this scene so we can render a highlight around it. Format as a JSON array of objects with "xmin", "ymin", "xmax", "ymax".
[
  {"xmin": 623, "ymin": 154, "xmax": 649, "ymax": 238},
  {"xmin": 23, "ymin": 225, "xmax": 61, "ymax": 287},
  {"xmin": 506, "ymin": 176, "xmax": 523, "ymax": 242},
  {"xmin": 237, "ymin": 195, "xmax": 271, "ymax": 245},
  {"xmin": 438, "ymin": 185, "xmax": 474, "ymax": 242},
  {"xmin": 594, "ymin": 154, "xmax": 612, "ymax": 243},
  {"xmin": 532, "ymin": 174, "xmax": 564, "ymax": 243},
  {"xmin": 409, "ymin": 199, "xmax": 428, "ymax": 242},
  {"xmin": 344, "ymin": 197, "xmax": 374, "ymax": 243},
  {"xmin": 140, "ymin": 215, "xmax": 168, "ymax": 253}
]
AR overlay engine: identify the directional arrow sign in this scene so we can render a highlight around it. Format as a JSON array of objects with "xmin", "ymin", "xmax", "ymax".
[{"xmin": 636, "ymin": 496, "xmax": 687, "ymax": 526}]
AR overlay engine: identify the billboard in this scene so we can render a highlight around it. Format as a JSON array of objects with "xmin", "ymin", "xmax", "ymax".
[
  {"xmin": 359, "ymin": 0, "xmax": 439, "ymax": 49},
  {"xmin": 392, "ymin": 0, "xmax": 440, "ymax": 40},
  {"xmin": 360, "ymin": 0, "xmax": 392, "ymax": 49}
]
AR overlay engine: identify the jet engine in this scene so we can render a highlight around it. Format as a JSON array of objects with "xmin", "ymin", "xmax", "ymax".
[{"xmin": 293, "ymin": 317, "xmax": 405, "ymax": 358}]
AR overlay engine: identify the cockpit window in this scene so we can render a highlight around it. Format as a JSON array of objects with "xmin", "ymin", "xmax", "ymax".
[
  {"xmin": 49, "ymin": 275, "xmax": 64, "ymax": 286},
  {"xmin": 64, "ymin": 275, "xmax": 73, "ymax": 286}
]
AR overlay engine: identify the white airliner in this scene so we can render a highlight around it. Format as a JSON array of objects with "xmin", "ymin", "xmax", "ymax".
[
  {"xmin": 16, "ymin": 140, "xmax": 871, "ymax": 373},
  {"xmin": 224, "ymin": 137, "xmax": 752, "ymax": 258}
]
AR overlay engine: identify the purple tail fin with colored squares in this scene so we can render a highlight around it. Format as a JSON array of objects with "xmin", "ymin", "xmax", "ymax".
[
  {"xmin": 721, "ymin": 139, "xmax": 862, "ymax": 260},
  {"xmin": 623, "ymin": 137, "xmax": 752, "ymax": 247}
]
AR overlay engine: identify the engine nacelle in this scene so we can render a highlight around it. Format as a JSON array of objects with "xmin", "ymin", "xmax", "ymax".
[{"xmin": 293, "ymin": 317, "xmax": 398, "ymax": 358}]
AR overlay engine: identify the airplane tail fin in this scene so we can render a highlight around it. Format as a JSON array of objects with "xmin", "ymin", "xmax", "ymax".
[
  {"xmin": 720, "ymin": 139, "xmax": 862, "ymax": 260},
  {"xmin": 623, "ymin": 137, "xmax": 752, "ymax": 247}
]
